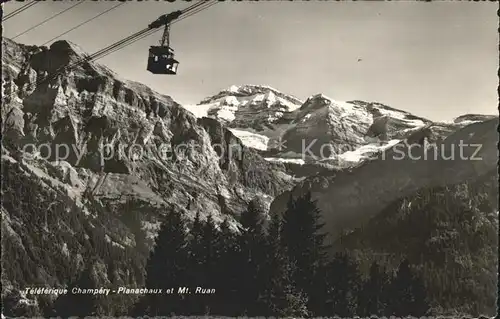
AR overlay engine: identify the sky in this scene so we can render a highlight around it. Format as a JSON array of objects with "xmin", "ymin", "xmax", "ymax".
[{"xmin": 2, "ymin": 0, "xmax": 498, "ymax": 121}]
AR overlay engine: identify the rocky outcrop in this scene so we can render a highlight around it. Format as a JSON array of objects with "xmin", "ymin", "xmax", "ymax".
[{"xmin": 365, "ymin": 115, "xmax": 390, "ymax": 140}]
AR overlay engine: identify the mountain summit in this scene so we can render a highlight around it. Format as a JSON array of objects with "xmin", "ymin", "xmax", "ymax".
[{"xmin": 185, "ymin": 84, "xmax": 302, "ymax": 128}]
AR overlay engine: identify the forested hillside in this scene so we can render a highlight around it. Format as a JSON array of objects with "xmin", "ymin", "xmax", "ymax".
[{"xmin": 336, "ymin": 169, "xmax": 498, "ymax": 317}]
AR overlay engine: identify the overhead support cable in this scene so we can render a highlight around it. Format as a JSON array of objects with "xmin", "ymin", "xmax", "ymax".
[
  {"xmin": 41, "ymin": 2, "xmax": 124, "ymax": 46},
  {"xmin": 93, "ymin": 0, "xmax": 219, "ymax": 62},
  {"xmin": 2, "ymin": 0, "xmax": 39, "ymax": 22},
  {"xmin": 12, "ymin": 1, "xmax": 85, "ymax": 39}
]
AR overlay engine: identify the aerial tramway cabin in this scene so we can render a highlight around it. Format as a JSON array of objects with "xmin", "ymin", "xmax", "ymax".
[{"xmin": 147, "ymin": 45, "xmax": 179, "ymax": 74}]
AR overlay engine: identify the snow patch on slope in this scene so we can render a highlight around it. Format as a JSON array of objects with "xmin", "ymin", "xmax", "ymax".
[
  {"xmin": 373, "ymin": 107, "xmax": 427, "ymax": 127},
  {"xmin": 182, "ymin": 104, "xmax": 211, "ymax": 118},
  {"xmin": 337, "ymin": 139, "xmax": 401, "ymax": 163},
  {"xmin": 264, "ymin": 157, "xmax": 306, "ymax": 165},
  {"xmin": 228, "ymin": 129, "xmax": 269, "ymax": 151}
]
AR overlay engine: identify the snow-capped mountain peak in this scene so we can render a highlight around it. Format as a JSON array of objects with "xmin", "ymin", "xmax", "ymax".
[
  {"xmin": 185, "ymin": 84, "xmax": 303, "ymax": 128},
  {"xmin": 228, "ymin": 84, "xmax": 240, "ymax": 93},
  {"xmin": 310, "ymin": 93, "xmax": 333, "ymax": 101},
  {"xmin": 199, "ymin": 84, "xmax": 303, "ymax": 107},
  {"xmin": 182, "ymin": 86, "xmax": 494, "ymax": 176}
]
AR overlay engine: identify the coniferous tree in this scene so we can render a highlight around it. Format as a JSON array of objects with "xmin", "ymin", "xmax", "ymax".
[
  {"xmin": 240, "ymin": 198, "xmax": 265, "ymax": 235},
  {"xmin": 280, "ymin": 192, "xmax": 329, "ymax": 313},
  {"xmin": 324, "ymin": 253, "xmax": 362, "ymax": 317},
  {"xmin": 53, "ymin": 263, "xmax": 99, "ymax": 317},
  {"xmin": 190, "ymin": 211, "xmax": 203, "ymax": 244},
  {"xmin": 388, "ymin": 259, "xmax": 431, "ymax": 317},
  {"xmin": 199, "ymin": 214, "xmax": 219, "ymax": 314},
  {"xmin": 185, "ymin": 211, "xmax": 206, "ymax": 315},
  {"xmin": 189, "ymin": 211, "xmax": 204, "ymax": 264},
  {"xmin": 142, "ymin": 207, "xmax": 189, "ymax": 316},
  {"xmin": 215, "ymin": 218, "xmax": 236, "ymax": 257},
  {"xmin": 212, "ymin": 217, "xmax": 245, "ymax": 316},
  {"xmin": 358, "ymin": 261, "xmax": 391, "ymax": 317},
  {"xmin": 239, "ymin": 198, "xmax": 267, "ymax": 315},
  {"xmin": 260, "ymin": 213, "xmax": 309, "ymax": 317},
  {"xmin": 202, "ymin": 214, "xmax": 218, "ymax": 264}
]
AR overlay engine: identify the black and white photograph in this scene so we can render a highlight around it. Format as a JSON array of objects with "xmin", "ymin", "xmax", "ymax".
[{"xmin": 1, "ymin": 0, "xmax": 498, "ymax": 318}]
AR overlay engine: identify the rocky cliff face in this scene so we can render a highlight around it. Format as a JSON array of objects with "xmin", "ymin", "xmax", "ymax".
[
  {"xmin": 1, "ymin": 38, "xmax": 295, "ymax": 314},
  {"xmin": 2, "ymin": 38, "xmax": 293, "ymax": 214}
]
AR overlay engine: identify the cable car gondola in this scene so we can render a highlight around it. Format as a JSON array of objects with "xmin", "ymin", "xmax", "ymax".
[
  {"xmin": 147, "ymin": 46, "xmax": 179, "ymax": 75},
  {"xmin": 146, "ymin": 10, "xmax": 182, "ymax": 75}
]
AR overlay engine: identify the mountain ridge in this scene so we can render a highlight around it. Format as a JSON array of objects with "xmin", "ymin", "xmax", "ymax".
[{"xmin": 189, "ymin": 85, "xmax": 490, "ymax": 168}]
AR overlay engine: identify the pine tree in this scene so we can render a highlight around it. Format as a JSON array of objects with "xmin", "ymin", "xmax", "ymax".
[
  {"xmin": 215, "ymin": 217, "xmax": 236, "ymax": 256},
  {"xmin": 388, "ymin": 259, "xmax": 431, "ymax": 317},
  {"xmin": 260, "ymin": 213, "xmax": 309, "ymax": 317},
  {"xmin": 187, "ymin": 211, "xmax": 205, "ymax": 276},
  {"xmin": 240, "ymin": 198, "xmax": 265, "ymax": 235},
  {"xmin": 199, "ymin": 214, "xmax": 219, "ymax": 314},
  {"xmin": 185, "ymin": 211, "xmax": 207, "ymax": 315},
  {"xmin": 211, "ymin": 217, "xmax": 246, "ymax": 316},
  {"xmin": 358, "ymin": 261, "xmax": 391, "ymax": 317},
  {"xmin": 191, "ymin": 211, "xmax": 203, "ymax": 243},
  {"xmin": 280, "ymin": 192, "xmax": 329, "ymax": 314},
  {"xmin": 53, "ymin": 263, "xmax": 99, "ymax": 317},
  {"xmin": 236, "ymin": 198, "xmax": 267, "ymax": 315},
  {"xmin": 202, "ymin": 214, "xmax": 218, "ymax": 264},
  {"xmin": 142, "ymin": 207, "xmax": 189, "ymax": 316},
  {"xmin": 324, "ymin": 253, "xmax": 362, "ymax": 317}
]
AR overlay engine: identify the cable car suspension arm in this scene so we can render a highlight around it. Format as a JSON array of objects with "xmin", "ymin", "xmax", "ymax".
[{"xmin": 161, "ymin": 23, "xmax": 170, "ymax": 48}]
